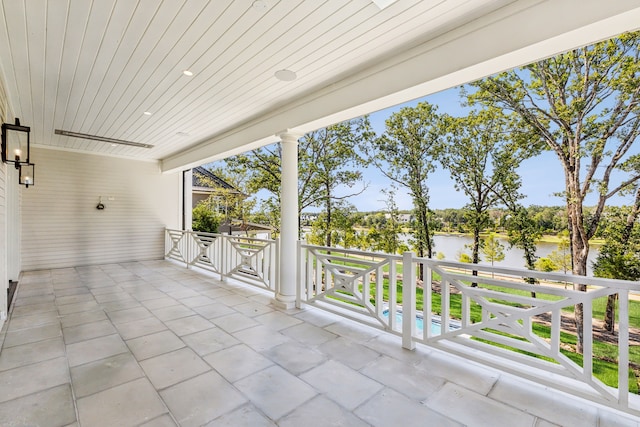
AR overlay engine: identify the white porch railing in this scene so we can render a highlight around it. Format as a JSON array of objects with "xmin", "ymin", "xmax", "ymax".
[
  {"xmin": 297, "ymin": 242, "xmax": 640, "ymax": 415},
  {"xmin": 165, "ymin": 229, "xmax": 278, "ymax": 292}
]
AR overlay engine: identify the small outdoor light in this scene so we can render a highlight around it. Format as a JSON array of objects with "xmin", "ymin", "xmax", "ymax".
[
  {"xmin": 19, "ymin": 163, "xmax": 35, "ymax": 188},
  {"xmin": 1, "ymin": 118, "xmax": 30, "ymax": 168}
]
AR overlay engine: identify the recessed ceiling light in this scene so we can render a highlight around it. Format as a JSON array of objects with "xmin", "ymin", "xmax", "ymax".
[
  {"xmin": 143, "ymin": 111, "xmax": 152, "ymax": 116},
  {"xmin": 372, "ymin": 0, "xmax": 398, "ymax": 10},
  {"xmin": 252, "ymin": 0, "xmax": 268, "ymax": 10},
  {"xmin": 183, "ymin": 70, "xmax": 193, "ymax": 76},
  {"xmin": 274, "ymin": 69, "xmax": 297, "ymax": 81}
]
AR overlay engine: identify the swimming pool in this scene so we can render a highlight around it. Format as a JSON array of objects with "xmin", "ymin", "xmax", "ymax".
[{"xmin": 382, "ymin": 309, "xmax": 457, "ymax": 336}]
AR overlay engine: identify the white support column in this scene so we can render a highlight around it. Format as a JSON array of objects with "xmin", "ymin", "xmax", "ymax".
[
  {"xmin": 273, "ymin": 130, "xmax": 302, "ymax": 309},
  {"xmin": 183, "ymin": 169, "xmax": 193, "ymax": 231}
]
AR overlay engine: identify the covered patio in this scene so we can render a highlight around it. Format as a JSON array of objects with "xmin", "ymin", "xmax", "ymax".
[
  {"xmin": 1, "ymin": 0, "xmax": 640, "ymax": 425},
  {"xmin": 1, "ymin": 259, "xmax": 637, "ymax": 427}
]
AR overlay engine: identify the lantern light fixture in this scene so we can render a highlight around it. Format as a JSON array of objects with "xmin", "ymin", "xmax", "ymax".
[
  {"xmin": 1, "ymin": 118, "xmax": 30, "ymax": 169},
  {"xmin": 19, "ymin": 163, "xmax": 34, "ymax": 188}
]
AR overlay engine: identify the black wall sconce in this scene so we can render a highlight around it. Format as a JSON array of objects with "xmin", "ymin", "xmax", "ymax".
[
  {"xmin": 2, "ymin": 118, "xmax": 35, "ymax": 189},
  {"xmin": 2, "ymin": 118, "xmax": 30, "ymax": 168},
  {"xmin": 19, "ymin": 163, "xmax": 34, "ymax": 188}
]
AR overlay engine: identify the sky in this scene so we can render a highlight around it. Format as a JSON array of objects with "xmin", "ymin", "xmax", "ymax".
[
  {"xmin": 333, "ymin": 87, "xmax": 640, "ymax": 212},
  {"xmin": 215, "ymin": 83, "xmax": 639, "ymax": 213}
]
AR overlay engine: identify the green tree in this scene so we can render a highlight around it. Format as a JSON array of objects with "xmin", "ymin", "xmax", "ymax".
[
  {"xmin": 192, "ymin": 203, "xmax": 221, "ymax": 233},
  {"xmin": 535, "ymin": 257, "xmax": 557, "ymax": 273},
  {"xmin": 301, "ymin": 118, "xmax": 374, "ymax": 247},
  {"xmin": 482, "ymin": 233, "xmax": 505, "ymax": 273},
  {"xmin": 370, "ymin": 102, "xmax": 444, "ymax": 258},
  {"xmin": 593, "ymin": 190, "xmax": 640, "ymax": 333},
  {"xmin": 548, "ymin": 231, "xmax": 572, "ymax": 274},
  {"xmin": 377, "ymin": 186, "xmax": 403, "ymax": 255},
  {"xmin": 440, "ymin": 108, "xmax": 522, "ymax": 284},
  {"xmin": 470, "ymin": 32, "xmax": 640, "ymax": 353}
]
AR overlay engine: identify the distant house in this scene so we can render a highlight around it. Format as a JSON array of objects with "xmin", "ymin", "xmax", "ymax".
[
  {"xmin": 192, "ymin": 166, "xmax": 244, "ymax": 210},
  {"xmin": 192, "ymin": 166, "xmax": 273, "ymax": 237}
]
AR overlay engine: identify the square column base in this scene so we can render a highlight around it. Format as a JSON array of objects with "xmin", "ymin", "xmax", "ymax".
[{"xmin": 271, "ymin": 295, "xmax": 297, "ymax": 310}]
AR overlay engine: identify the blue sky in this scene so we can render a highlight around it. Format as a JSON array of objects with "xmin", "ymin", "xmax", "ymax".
[
  {"xmin": 343, "ymin": 88, "xmax": 567, "ymax": 211},
  {"xmin": 219, "ymin": 84, "xmax": 639, "ymax": 213},
  {"xmin": 340, "ymin": 88, "xmax": 639, "ymax": 212}
]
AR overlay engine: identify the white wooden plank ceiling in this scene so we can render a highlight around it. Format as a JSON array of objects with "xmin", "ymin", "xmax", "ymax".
[{"xmin": 0, "ymin": 0, "xmax": 639, "ymax": 169}]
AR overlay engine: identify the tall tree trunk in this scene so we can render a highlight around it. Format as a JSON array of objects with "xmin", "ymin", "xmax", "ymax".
[
  {"xmin": 471, "ymin": 225, "xmax": 480, "ymax": 287},
  {"xmin": 604, "ymin": 294, "xmax": 617, "ymax": 334},
  {"xmin": 325, "ymin": 185, "xmax": 332, "ymax": 248},
  {"xmin": 570, "ymin": 220, "xmax": 589, "ymax": 355}
]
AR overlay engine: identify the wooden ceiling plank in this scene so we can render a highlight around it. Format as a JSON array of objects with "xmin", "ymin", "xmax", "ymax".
[
  {"xmin": 88, "ymin": 0, "xmax": 184, "ymax": 136},
  {"xmin": 104, "ymin": 0, "xmax": 233, "ymax": 144}
]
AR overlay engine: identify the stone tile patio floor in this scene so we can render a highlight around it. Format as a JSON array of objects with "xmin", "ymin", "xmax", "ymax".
[{"xmin": 0, "ymin": 260, "xmax": 637, "ymax": 427}]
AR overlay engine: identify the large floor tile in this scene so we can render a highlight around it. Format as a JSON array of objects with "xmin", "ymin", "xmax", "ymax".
[
  {"xmin": 140, "ymin": 414, "xmax": 179, "ymax": 427},
  {"xmin": 211, "ymin": 312, "xmax": 259, "ymax": 333},
  {"xmin": 356, "ymin": 388, "xmax": 462, "ymax": 427},
  {"xmin": 179, "ymin": 295, "xmax": 215, "ymax": 308},
  {"xmin": 233, "ymin": 302, "xmax": 274, "ymax": 318},
  {"xmin": 76, "ymin": 378, "xmax": 167, "ymax": 427},
  {"xmin": 127, "ymin": 330, "xmax": 185, "ymax": 361},
  {"xmin": 233, "ymin": 325, "xmax": 292, "ymax": 352},
  {"xmin": 264, "ymin": 342, "xmax": 326, "ymax": 375},
  {"xmin": 140, "ymin": 347, "xmax": 210, "ymax": 389},
  {"xmin": 487, "ymin": 374, "xmax": 599, "ymax": 426},
  {"xmin": 427, "ymin": 382, "xmax": 536, "ymax": 427},
  {"xmin": 57, "ymin": 300, "xmax": 100, "ymax": 315},
  {"xmin": 205, "ymin": 404, "xmax": 275, "ymax": 427},
  {"xmin": 71, "ymin": 352, "xmax": 144, "ymax": 398},
  {"xmin": 62, "ymin": 319, "xmax": 117, "ymax": 344},
  {"xmin": 0, "ymin": 357, "xmax": 69, "ymax": 403},
  {"xmin": 0, "ymin": 384, "xmax": 76, "ymax": 427},
  {"xmin": 301, "ymin": 360, "xmax": 384, "ymax": 410},
  {"xmin": 204, "ymin": 344, "xmax": 273, "ymax": 382},
  {"xmin": 255, "ymin": 311, "xmax": 303, "ymax": 330},
  {"xmin": 278, "ymin": 395, "xmax": 369, "ymax": 427},
  {"xmin": 114, "ymin": 316, "xmax": 167, "ymax": 340},
  {"xmin": 11, "ymin": 302, "xmax": 57, "ymax": 317},
  {"xmin": 165, "ymin": 315, "xmax": 215, "ymax": 336},
  {"xmin": 361, "ymin": 355, "xmax": 445, "ymax": 400},
  {"xmin": 160, "ymin": 371, "xmax": 247, "ymax": 427},
  {"xmin": 3, "ymin": 323, "xmax": 62, "ymax": 348},
  {"xmin": 234, "ymin": 365, "xmax": 317, "ymax": 420},
  {"xmin": 59, "ymin": 310, "xmax": 108, "ymax": 328},
  {"xmin": 281, "ymin": 322, "xmax": 338, "ymax": 346},
  {"xmin": 182, "ymin": 327, "xmax": 239, "ymax": 356},
  {"xmin": 66, "ymin": 333, "xmax": 128, "ymax": 367},
  {"xmin": 0, "ymin": 337, "xmax": 65, "ymax": 371},
  {"xmin": 6, "ymin": 311, "xmax": 60, "ymax": 330},
  {"xmin": 107, "ymin": 306, "xmax": 152, "ymax": 324},
  {"xmin": 151, "ymin": 304, "xmax": 196, "ymax": 321},
  {"xmin": 193, "ymin": 303, "xmax": 237, "ymax": 319},
  {"xmin": 141, "ymin": 297, "xmax": 181, "ymax": 310}
]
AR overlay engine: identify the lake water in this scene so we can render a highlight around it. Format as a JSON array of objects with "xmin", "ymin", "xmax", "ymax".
[{"xmin": 401, "ymin": 233, "xmax": 600, "ymax": 276}]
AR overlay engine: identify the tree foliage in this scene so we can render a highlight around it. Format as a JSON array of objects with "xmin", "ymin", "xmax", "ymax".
[
  {"xmin": 371, "ymin": 102, "xmax": 443, "ymax": 257},
  {"xmin": 469, "ymin": 31, "xmax": 640, "ymax": 353},
  {"xmin": 192, "ymin": 203, "xmax": 221, "ymax": 233}
]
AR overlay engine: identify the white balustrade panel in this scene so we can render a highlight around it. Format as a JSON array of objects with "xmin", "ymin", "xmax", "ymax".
[
  {"xmin": 165, "ymin": 229, "xmax": 277, "ymax": 292},
  {"xmin": 297, "ymin": 243, "xmax": 640, "ymax": 415}
]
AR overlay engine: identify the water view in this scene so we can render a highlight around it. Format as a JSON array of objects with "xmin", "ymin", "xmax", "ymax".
[{"xmin": 401, "ymin": 233, "xmax": 600, "ymax": 276}]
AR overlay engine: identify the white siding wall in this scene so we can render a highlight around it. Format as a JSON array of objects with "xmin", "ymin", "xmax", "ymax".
[
  {"xmin": 0, "ymin": 77, "xmax": 9, "ymax": 325},
  {"xmin": 21, "ymin": 148, "xmax": 181, "ymax": 270}
]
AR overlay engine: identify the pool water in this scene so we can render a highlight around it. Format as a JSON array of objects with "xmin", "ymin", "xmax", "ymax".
[{"xmin": 383, "ymin": 309, "xmax": 448, "ymax": 335}]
